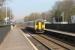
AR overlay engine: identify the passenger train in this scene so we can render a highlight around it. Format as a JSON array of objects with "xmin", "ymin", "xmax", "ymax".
[
  {"xmin": 24, "ymin": 18, "xmax": 69, "ymax": 33},
  {"xmin": 25, "ymin": 19, "xmax": 45, "ymax": 33}
]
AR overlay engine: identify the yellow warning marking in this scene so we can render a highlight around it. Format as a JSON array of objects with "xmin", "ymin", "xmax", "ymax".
[
  {"xmin": 42, "ymin": 24, "xmax": 45, "ymax": 30},
  {"xmin": 38, "ymin": 22, "xmax": 42, "ymax": 30}
]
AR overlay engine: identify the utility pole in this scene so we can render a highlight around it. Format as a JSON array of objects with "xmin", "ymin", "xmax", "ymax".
[{"xmin": 5, "ymin": 0, "xmax": 8, "ymax": 24}]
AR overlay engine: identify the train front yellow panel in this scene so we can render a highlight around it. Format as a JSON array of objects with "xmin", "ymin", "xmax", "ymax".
[
  {"xmin": 42, "ymin": 23, "xmax": 45, "ymax": 30},
  {"xmin": 35, "ymin": 21, "xmax": 45, "ymax": 30},
  {"xmin": 38, "ymin": 22, "xmax": 42, "ymax": 30}
]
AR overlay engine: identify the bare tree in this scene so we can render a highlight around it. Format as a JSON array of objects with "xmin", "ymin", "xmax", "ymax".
[
  {"xmin": 24, "ymin": 13, "xmax": 41, "ymax": 21},
  {"xmin": 0, "ymin": 0, "xmax": 6, "ymax": 6},
  {"xmin": 0, "ymin": 0, "xmax": 13, "ymax": 24}
]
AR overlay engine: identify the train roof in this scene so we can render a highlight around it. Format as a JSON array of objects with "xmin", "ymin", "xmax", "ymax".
[{"xmin": 35, "ymin": 19, "xmax": 44, "ymax": 22}]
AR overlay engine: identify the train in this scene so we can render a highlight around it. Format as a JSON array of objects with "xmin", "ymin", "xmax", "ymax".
[
  {"xmin": 24, "ymin": 18, "xmax": 69, "ymax": 33},
  {"xmin": 24, "ymin": 18, "xmax": 75, "ymax": 33},
  {"xmin": 24, "ymin": 19, "xmax": 45, "ymax": 33}
]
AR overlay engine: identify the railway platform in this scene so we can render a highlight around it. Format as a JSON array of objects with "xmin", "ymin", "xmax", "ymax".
[
  {"xmin": 45, "ymin": 29, "xmax": 75, "ymax": 36},
  {"xmin": 0, "ymin": 26, "xmax": 38, "ymax": 50}
]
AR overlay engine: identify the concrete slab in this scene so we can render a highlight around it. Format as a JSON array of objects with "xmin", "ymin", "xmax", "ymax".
[{"xmin": 0, "ymin": 26, "xmax": 37, "ymax": 50}]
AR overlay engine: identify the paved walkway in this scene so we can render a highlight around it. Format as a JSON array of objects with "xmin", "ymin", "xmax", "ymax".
[{"xmin": 0, "ymin": 26, "xmax": 35, "ymax": 50}]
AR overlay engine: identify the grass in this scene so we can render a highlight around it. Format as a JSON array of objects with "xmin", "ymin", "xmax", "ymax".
[{"xmin": 0, "ymin": 24, "xmax": 11, "ymax": 28}]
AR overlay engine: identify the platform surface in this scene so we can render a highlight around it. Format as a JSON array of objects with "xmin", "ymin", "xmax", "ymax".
[
  {"xmin": 45, "ymin": 29, "xmax": 75, "ymax": 36},
  {"xmin": 0, "ymin": 26, "xmax": 36, "ymax": 50}
]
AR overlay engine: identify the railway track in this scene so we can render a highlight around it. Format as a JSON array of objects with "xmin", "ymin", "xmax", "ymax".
[
  {"xmin": 21, "ymin": 28, "xmax": 75, "ymax": 50},
  {"xmin": 39, "ymin": 34, "xmax": 75, "ymax": 50},
  {"xmin": 26, "ymin": 32, "xmax": 75, "ymax": 50}
]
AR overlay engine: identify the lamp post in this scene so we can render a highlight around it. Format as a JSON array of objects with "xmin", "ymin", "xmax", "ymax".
[{"xmin": 5, "ymin": 0, "xmax": 8, "ymax": 24}]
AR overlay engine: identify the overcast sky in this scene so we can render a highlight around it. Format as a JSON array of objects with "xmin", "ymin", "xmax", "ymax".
[{"xmin": 8, "ymin": 0, "xmax": 60, "ymax": 20}]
